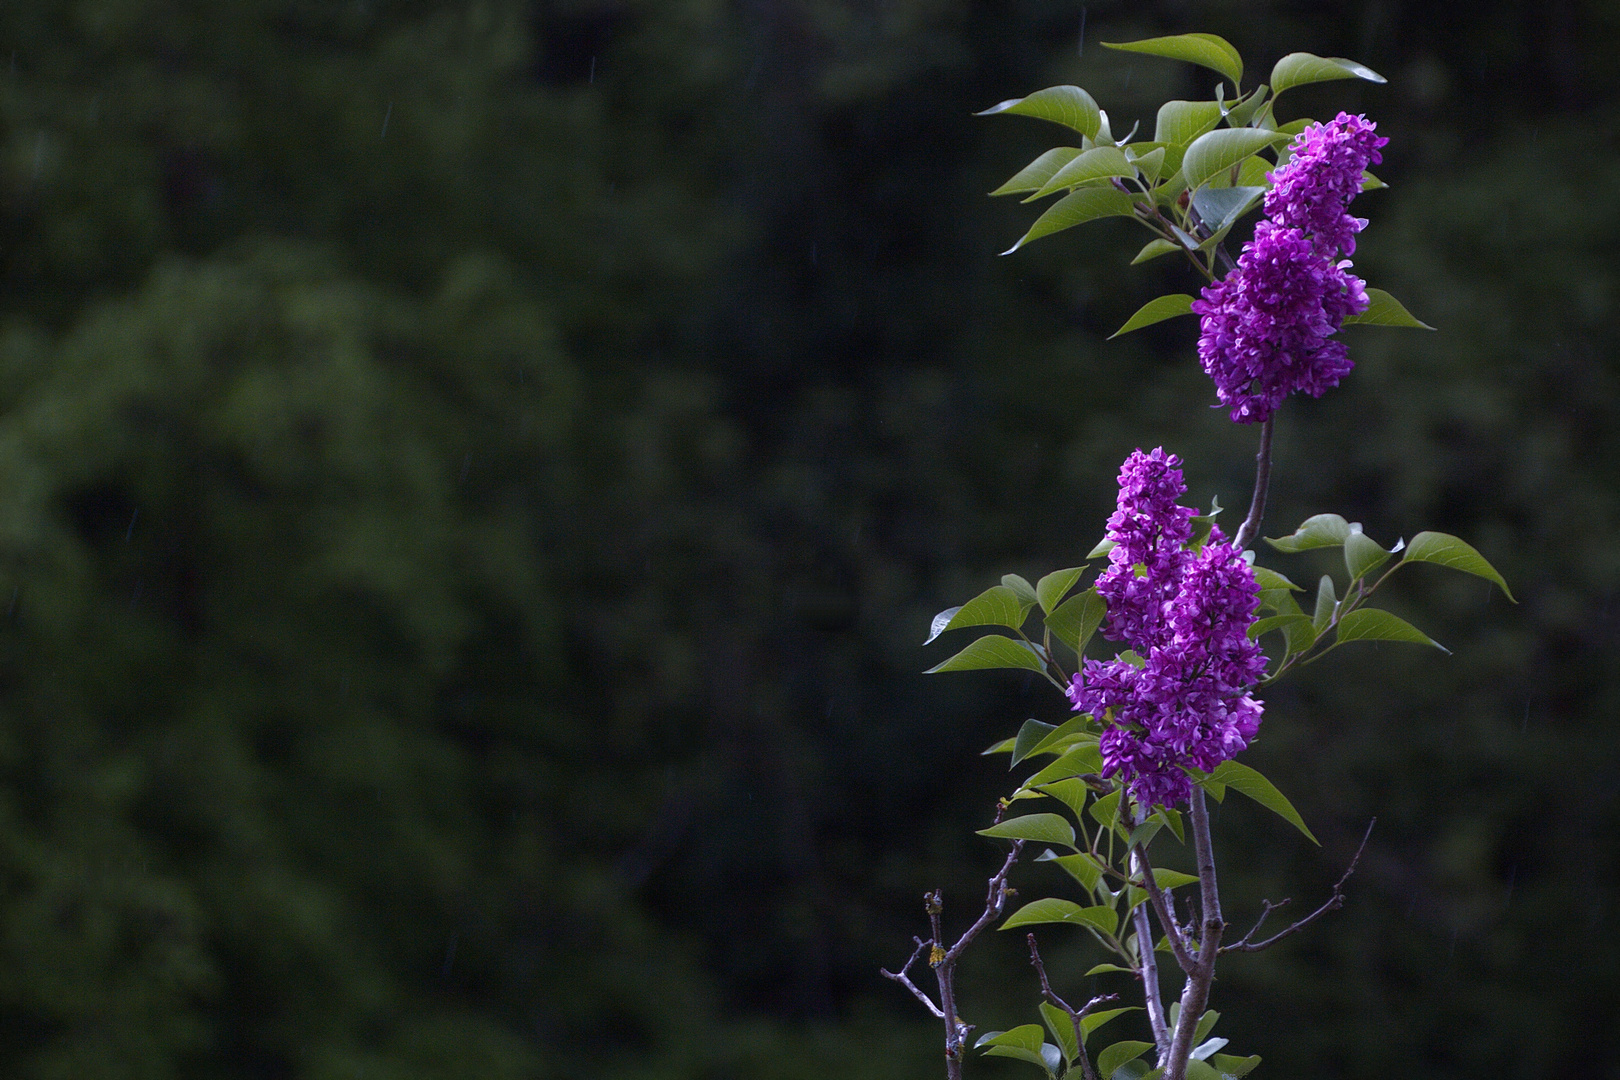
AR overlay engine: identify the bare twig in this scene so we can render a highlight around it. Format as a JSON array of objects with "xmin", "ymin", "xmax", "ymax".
[
  {"xmin": 1224, "ymin": 819, "xmax": 1375, "ymax": 953},
  {"xmin": 1161, "ymin": 789, "xmax": 1226, "ymax": 1080},
  {"xmin": 1132, "ymin": 894, "xmax": 1171, "ymax": 1056},
  {"xmin": 884, "ymin": 842, "xmax": 1025, "ymax": 1080},
  {"xmin": 1132, "ymin": 843, "xmax": 1195, "ymax": 975},
  {"xmin": 881, "ymin": 936, "xmax": 946, "ymax": 1018},
  {"xmin": 1235, "ymin": 417, "xmax": 1274, "ymax": 550},
  {"xmin": 1027, "ymin": 934, "xmax": 1119, "ymax": 1080}
]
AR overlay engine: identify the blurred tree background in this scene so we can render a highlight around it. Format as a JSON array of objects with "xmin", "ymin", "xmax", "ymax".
[{"xmin": 0, "ymin": 0, "xmax": 1613, "ymax": 1077}]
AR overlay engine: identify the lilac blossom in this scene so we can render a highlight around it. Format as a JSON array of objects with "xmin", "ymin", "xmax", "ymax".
[
  {"xmin": 1264, "ymin": 113, "xmax": 1388, "ymax": 257},
  {"xmin": 1068, "ymin": 450, "xmax": 1265, "ymax": 808},
  {"xmin": 1093, "ymin": 447, "xmax": 1196, "ymax": 648},
  {"xmin": 1193, "ymin": 221, "xmax": 1369, "ymax": 423},
  {"xmin": 1192, "ymin": 113, "xmax": 1385, "ymax": 424}
]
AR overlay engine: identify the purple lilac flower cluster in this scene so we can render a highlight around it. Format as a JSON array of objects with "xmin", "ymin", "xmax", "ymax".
[
  {"xmin": 1192, "ymin": 113, "xmax": 1388, "ymax": 424},
  {"xmin": 1265, "ymin": 112, "xmax": 1388, "ymax": 256},
  {"xmin": 1067, "ymin": 448, "xmax": 1266, "ymax": 808}
]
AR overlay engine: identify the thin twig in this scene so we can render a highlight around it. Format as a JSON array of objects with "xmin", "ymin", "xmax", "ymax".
[
  {"xmin": 1235, "ymin": 417, "xmax": 1274, "ymax": 550},
  {"xmin": 1132, "ymin": 843, "xmax": 1195, "ymax": 975},
  {"xmin": 884, "ymin": 842, "xmax": 1025, "ymax": 1080},
  {"xmin": 943, "ymin": 842, "xmax": 1025, "ymax": 966},
  {"xmin": 1223, "ymin": 819, "xmax": 1375, "ymax": 953},
  {"xmin": 1027, "ymin": 934, "xmax": 1119, "ymax": 1080},
  {"xmin": 1133, "ymin": 893, "xmax": 1171, "ymax": 1056},
  {"xmin": 1161, "ymin": 790, "xmax": 1226, "ymax": 1080},
  {"xmin": 881, "ymin": 936, "xmax": 946, "ymax": 1018}
]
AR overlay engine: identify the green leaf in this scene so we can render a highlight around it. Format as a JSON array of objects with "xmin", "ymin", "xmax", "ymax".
[
  {"xmin": 983, "ymin": 736, "xmax": 1017, "ymax": 756},
  {"xmin": 1042, "ymin": 850, "xmax": 1104, "ymax": 892},
  {"xmin": 1402, "ymin": 531, "xmax": 1515, "ymax": 600},
  {"xmin": 978, "ymin": 1027, "xmax": 1058, "ymax": 1070},
  {"xmin": 1190, "ymin": 186, "xmax": 1265, "ymax": 234},
  {"xmin": 1209, "ymin": 1053, "xmax": 1262, "ymax": 1077},
  {"xmin": 1040, "ymin": 1001, "xmax": 1079, "ymax": 1065},
  {"xmin": 1110, "ymin": 294, "xmax": 1195, "ymax": 339},
  {"xmin": 1033, "ymin": 146, "xmax": 1136, "ymax": 198},
  {"xmin": 1192, "ymin": 1011, "xmax": 1221, "ymax": 1046},
  {"xmin": 1012, "ymin": 719, "xmax": 1061, "ymax": 766},
  {"xmin": 1027, "ymin": 716, "xmax": 1097, "ymax": 757},
  {"xmin": 1126, "ymin": 145, "xmax": 1167, "ymax": 183},
  {"xmin": 1089, "ymin": 789, "xmax": 1121, "ymax": 832},
  {"xmin": 1153, "ymin": 806, "xmax": 1185, "ymax": 844},
  {"xmin": 1003, "ymin": 186, "xmax": 1139, "ymax": 254},
  {"xmin": 1131, "ymin": 238, "xmax": 1181, "ymax": 265},
  {"xmin": 1023, "ymin": 743, "xmax": 1104, "ymax": 787},
  {"xmin": 1095, "ymin": 1040, "xmax": 1155, "ymax": 1080},
  {"xmin": 1341, "ymin": 287, "xmax": 1435, "ymax": 330},
  {"xmin": 1080, "ymin": 1008, "xmax": 1137, "ymax": 1046},
  {"xmin": 1335, "ymin": 608, "xmax": 1448, "ymax": 653},
  {"xmin": 1204, "ymin": 761, "xmax": 1318, "ymax": 843},
  {"xmin": 1153, "ymin": 99, "xmax": 1224, "ymax": 146},
  {"xmin": 1224, "ymin": 85, "xmax": 1269, "ymax": 128},
  {"xmin": 1037, "ymin": 566, "xmax": 1089, "ymax": 614},
  {"xmin": 1103, "ymin": 34, "xmax": 1243, "ymax": 86},
  {"xmin": 981, "ymin": 1044, "xmax": 1054, "ymax": 1070},
  {"xmin": 1045, "ymin": 587, "xmax": 1108, "ymax": 657},
  {"xmin": 1266, "ymin": 513, "xmax": 1352, "ymax": 552},
  {"xmin": 979, "ymin": 813, "xmax": 1076, "ymax": 847},
  {"xmin": 1249, "ymin": 566, "xmax": 1301, "ymax": 592},
  {"xmin": 1311, "ymin": 575, "xmax": 1337, "ymax": 633},
  {"xmin": 1344, "ymin": 528, "xmax": 1394, "ymax": 581},
  {"xmin": 1180, "ymin": 128, "xmax": 1288, "ymax": 192},
  {"xmin": 925, "ymin": 634, "xmax": 1048, "ymax": 675},
  {"xmin": 924, "ymin": 585, "xmax": 1033, "ymax": 644},
  {"xmin": 1270, "ymin": 52, "xmax": 1387, "ymax": 95},
  {"xmin": 1124, "ymin": 818, "xmax": 1161, "ymax": 851},
  {"xmin": 1248, "ymin": 613, "xmax": 1317, "ymax": 654},
  {"xmin": 977, "ymin": 1025, "xmax": 1045, "ymax": 1053},
  {"xmin": 1234, "ymin": 154, "xmax": 1272, "ymax": 188},
  {"xmin": 991, "ymin": 147, "xmax": 1085, "ymax": 197},
  {"xmin": 1001, "ymin": 897, "xmax": 1118, "ymax": 935},
  {"xmin": 1083, "ymin": 962, "xmax": 1134, "ymax": 977},
  {"xmin": 977, "ymin": 85, "xmax": 1103, "ymax": 138},
  {"xmin": 1034, "ymin": 778, "xmax": 1090, "ymax": 820},
  {"xmin": 1146, "ymin": 867, "xmax": 1200, "ymax": 890},
  {"xmin": 1258, "ymin": 585, "xmax": 1304, "ymax": 617},
  {"xmin": 1183, "ymin": 1061, "xmax": 1223, "ymax": 1080},
  {"xmin": 1003, "ymin": 574, "xmax": 1040, "ymax": 603}
]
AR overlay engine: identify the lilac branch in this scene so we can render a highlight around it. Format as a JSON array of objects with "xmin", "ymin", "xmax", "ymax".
[
  {"xmin": 1234, "ymin": 417, "xmax": 1274, "ymax": 551},
  {"xmin": 1027, "ymin": 934, "xmax": 1119, "ymax": 1080},
  {"xmin": 881, "ymin": 937, "xmax": 946, "ymax": 1018},
  {"xmin": 883, "ymin": 842, "xmax": 1024, "ymax": 1080},
  {"xmin": 1224, "ymin": 819, "xmax": 1375, "ymax": 953},
  {"xmin": 1132, "ymin": 893, "xmax": 1171, "ymax": 1056},
  {"xmin": 1161, "ymin": 789, "xmax": 1225, "ymax": 1080},
  {"xmin": 1132, "ymin": 842, "xmax": 1195, "ymax": 975}
]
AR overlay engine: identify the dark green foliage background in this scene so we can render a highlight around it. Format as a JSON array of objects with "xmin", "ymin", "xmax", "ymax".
[{"xmin": 0, "ymin": 1, "xmax": 1613, "ymax": 1077}]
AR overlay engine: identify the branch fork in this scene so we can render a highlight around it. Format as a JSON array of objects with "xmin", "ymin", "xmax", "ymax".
[{"xmin": 883, "ymin": 842, "xmax": 1024, "ymax": 1080}]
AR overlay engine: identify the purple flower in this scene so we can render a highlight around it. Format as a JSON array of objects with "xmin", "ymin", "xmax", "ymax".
[
  {"xmin": 1094, "ymin": 448, "xmax": 1195, "ymax": 649},
  {"xmin": 1068, "ymin": 453, "xmax": 1266, "ymax": 808},
  {"xmin": 1264, "ymin": 112, "xmax": 1388, "ymax": 257},
  {"xmin": 1193, "ymin": 221, "xmax": 1369, "ymax": 424}
]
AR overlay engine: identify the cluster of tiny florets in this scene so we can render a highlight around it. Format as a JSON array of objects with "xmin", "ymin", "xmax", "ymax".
[
  {"xmin": 1067, "ymin": 449, "xmax": 1265, "ymax": 808},
  {"xmin": 1265, "ymin": 112, "xmax": 1388, "ymax": 257},
  {"xmin": 1193, "ymin": 113, "xmax": 1386, "ymax": 424},
  {"xmin": 1192, "ymin": 221, "xmax": 1369, "ymax": 423}
]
